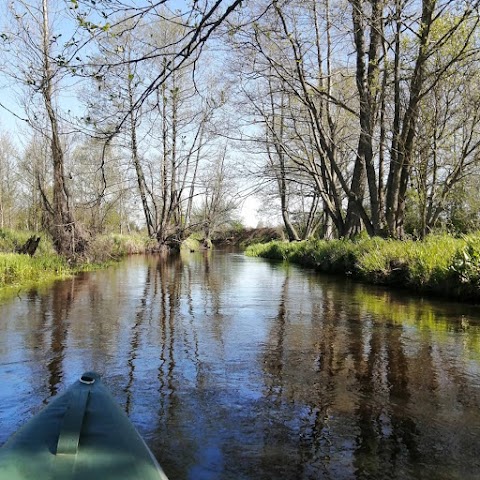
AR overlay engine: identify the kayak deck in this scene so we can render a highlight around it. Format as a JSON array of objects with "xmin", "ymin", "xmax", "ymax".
[{"xmin": 0, "ymin": 372, "xmax": 169, "ymax": 480}]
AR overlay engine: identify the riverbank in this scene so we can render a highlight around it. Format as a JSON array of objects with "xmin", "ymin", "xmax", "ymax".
[
  {"xmin": 245, "ymin": 233, "xmax": 480, "ymax": 302},
  {"xmin": 0, "ymin": 229, "xmax": 154, "ymax": 291}
]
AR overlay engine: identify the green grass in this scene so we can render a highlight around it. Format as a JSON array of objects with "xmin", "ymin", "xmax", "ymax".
[
  {"xmin": 246, "ymin": 233, "xmax": 480, "ymax": 301},
  {"xmin": 0, "ymin": 229, "xmax": 155, "ymax": 292},
  {"xmin": 0, "ymin": 252, "xmax": 71, "ymax": 288}
]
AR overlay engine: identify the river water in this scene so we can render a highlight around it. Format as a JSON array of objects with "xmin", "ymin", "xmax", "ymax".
[{"xmin": 1, "ymin": 251, "xmax": 480, "ymax": 479}]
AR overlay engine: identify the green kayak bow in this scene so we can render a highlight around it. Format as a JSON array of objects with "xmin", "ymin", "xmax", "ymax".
[{"xmin": 0, "ymin": 372, "xmax": 169, "ymax": 480}]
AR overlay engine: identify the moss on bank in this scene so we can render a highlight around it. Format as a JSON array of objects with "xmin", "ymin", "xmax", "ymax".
[{"xmin": 245, "ymin": 233, "xmax": 480, "ymax": 302}]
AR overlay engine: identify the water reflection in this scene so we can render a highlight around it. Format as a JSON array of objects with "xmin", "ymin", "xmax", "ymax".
[{"xmin": 1, "ymin": 252, "xmax": 480, "ymax": 479}]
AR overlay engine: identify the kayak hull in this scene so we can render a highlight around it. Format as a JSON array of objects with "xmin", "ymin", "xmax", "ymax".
[{"xmin": 0, "ymin": 373, "xmax": 169, "ymax": 480}]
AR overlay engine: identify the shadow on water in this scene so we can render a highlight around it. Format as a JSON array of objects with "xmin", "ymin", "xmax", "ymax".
[{"xmin": 1, "ymin": 251, "xmax": 480, "ymax": 479}]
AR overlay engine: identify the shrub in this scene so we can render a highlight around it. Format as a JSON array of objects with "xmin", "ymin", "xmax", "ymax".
[
  {"xmin": 0, "ymin": 231, "xmax": 155, "ymax": 291},
  {"xmin": 181, "ymin": 235, "xmax": 202, "ymax": 252},
  {"xmin": 450, "ymin": 235, "xmax": 480, "ymax": 286}
]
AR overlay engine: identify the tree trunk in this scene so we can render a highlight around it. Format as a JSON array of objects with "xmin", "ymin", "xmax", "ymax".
[
  {"xmin": 128, "ymin": 63, "xmax": 155, "ymax": 237},
  {"xmin": 345, "ymin": 0, "xmax": 382, "ymax": 237},
  {"xmin": 387, "ymin": 0, "xmax": 436, "ymax": 238},
  {"xmin": 274, "ymin": 89, "xmax": 300, "ymax": 242},
  {"xmin": 42, "ymin": 0, "xmax": 86, "ymax": 257},
  {"xmin": 385, "ymin": 0, "xmax": 402, "ymax": 236},
  {"xmin": 157, "ymin": 70, "xmax": 170, "ymax": 246}
]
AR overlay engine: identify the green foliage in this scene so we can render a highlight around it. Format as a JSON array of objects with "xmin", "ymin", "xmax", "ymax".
[
  {"xmin": 214, "ymin": 227, "xmax": 283, "ymax": 248},
  {"xmin": 450, "ymin": 235, "xmax": 480, "ymax": 286},
  {"xmin": 444, "ymin": 181, "xmax": 480, "ymax": 234},
  {"xmin": 356, "ymin": 235, "xmax": 458, "ymax": 286},
  {"xmin": 246, "ymin": 233, "xmax": 480, "ymax": 301},
  {"xmin": 188, "ymin": 232, "xmax": 204, "ymax": 242},
  {"xmin": 0, "ymin": 229, "xmax": 72, "ymax": 289},
  {"xmin": 229, "ymin": 220, "xmax": 245, "ymax": 233}
]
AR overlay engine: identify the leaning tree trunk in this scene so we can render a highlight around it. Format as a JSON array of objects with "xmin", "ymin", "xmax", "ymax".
[{"xmin": 42, "ymin": 0, "xmax": 86, "ymax": 257}]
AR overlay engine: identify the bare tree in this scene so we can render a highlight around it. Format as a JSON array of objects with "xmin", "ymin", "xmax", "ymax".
[
  {"xmin": 72, "ymin": 0, "xmax": 245, "ymax": 132},
  {"xmin": 0, "ymin": 134, "xmax": 20, "ymax": 229},
  {"xmin": 229, "ymin": 0, "xmax": 480, "ymax": 239},
  {"xmin": 1, "ymin": 0, "xmax": 87, "ymax": 256},
  {"xmin": 194, "ymin": 147, "xmax": 240, "ymax": 245}
]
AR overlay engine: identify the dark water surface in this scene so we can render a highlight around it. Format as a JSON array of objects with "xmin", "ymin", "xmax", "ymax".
[{"xmin": 1, "ymin": 251, "xmax": 480, "ymax": 479}]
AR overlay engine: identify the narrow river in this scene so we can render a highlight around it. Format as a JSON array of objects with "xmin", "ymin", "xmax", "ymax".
[{"xmin": 1, "ymin": 251, "xmax": 480, "ymax": 479}]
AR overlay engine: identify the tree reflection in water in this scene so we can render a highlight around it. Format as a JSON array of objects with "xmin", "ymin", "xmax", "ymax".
[{"xmin": 1, "ymin": 252, "xmax": 480, "ymax": 479}]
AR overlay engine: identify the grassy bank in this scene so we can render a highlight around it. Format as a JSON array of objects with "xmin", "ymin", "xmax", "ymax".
[
  {"xmin": 0, "ymin": 253, "xmax": 71, "ymax": 288},
  {"xmin": 245, "ymin": 233, "xmax": 480, "ymax": 302},
  {"xmin": 0, "ymin": 229, "xmax": 154, "ymax": 290},
  {"xmin": 0, "ymin": 229, "xmax": 68, "ymax": 289}
]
